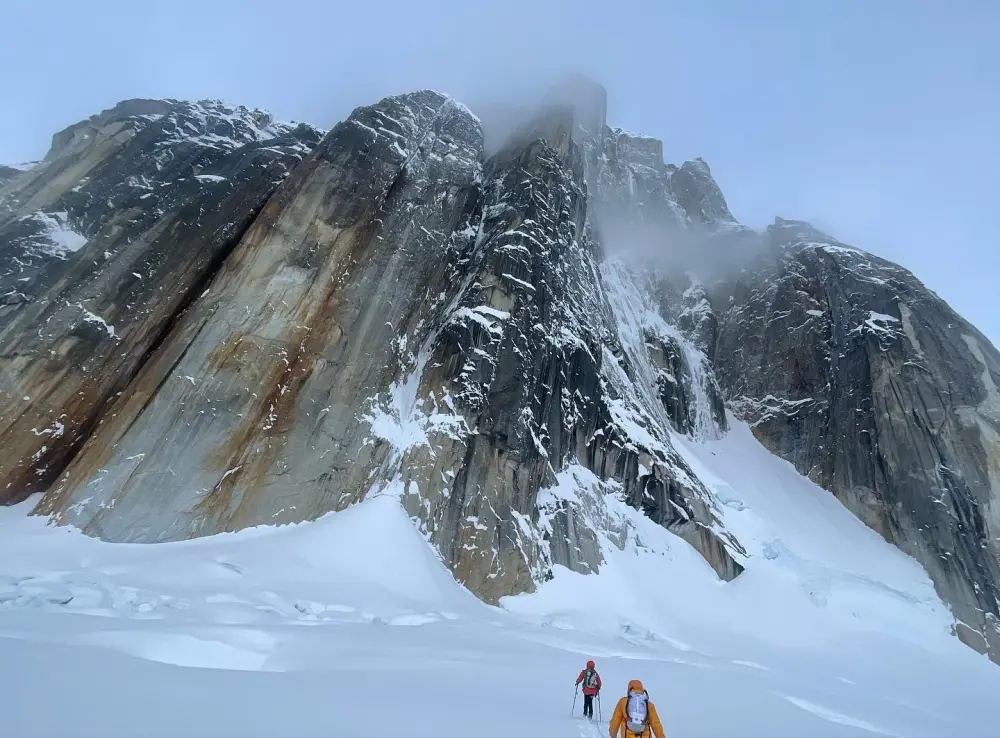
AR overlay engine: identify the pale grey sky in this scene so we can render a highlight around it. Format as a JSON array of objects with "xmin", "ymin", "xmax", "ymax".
[{"xmin": 3, "ymin": 1, "xmax": 997, "ymax": 344}]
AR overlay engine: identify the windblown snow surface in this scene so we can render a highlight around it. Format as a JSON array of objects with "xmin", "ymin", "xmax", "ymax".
[
  {"xmin": 3, "ymin": 259, "xmax": 999, "ymax": 738},
  {"xmin": 2, "ymin": 417, "xmax": 998, "ymax": 737}
]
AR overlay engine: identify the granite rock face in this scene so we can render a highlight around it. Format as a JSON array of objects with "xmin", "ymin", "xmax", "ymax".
[
  {"xmin": 0, "ymin": 99, "xmax": 321, "ymax": 504},
  {"xmin": 7, "ymin": 81, "xmax": 1000, "ymax": 664},
  {"xmin": 26, "ymin": 88, "xmax": 743, "ymax": 605},
  {"xmin": 382, "ymin": 102, "xmax": 743, "ymax": 600},
  {"xmin": 710, "ymin": 217, "xmax": 1000, "ymax": 659},
  {"xmin": 34, "ymin": 91, "xmax": 485, "ymax": 536}
]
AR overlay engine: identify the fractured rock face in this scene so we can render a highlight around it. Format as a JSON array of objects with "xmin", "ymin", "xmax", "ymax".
[
  {"xmin": 384, "ymin": 101, "xmax": 742, "ymax": 601},
  {"xmin": 30, "ymin": 88, "xmax": 743, "ymax": 605},
  {"xmin": 34, "ymin": 90, "xmax": 484, "ymax": 536},
  {"xmin": 15, "ymin": 81, "xmax": 1000, "ymax": 665},
  {"xmin": 0, "ymin": 98, "xmax": 321, "ymax": 504},
  {"xmin": 668, "ymin": 158, "xmax": 735, "ymax": 226},
  {"xmin": 711, "ymin": 217, "xmax": 1000, "ymax": 660}
]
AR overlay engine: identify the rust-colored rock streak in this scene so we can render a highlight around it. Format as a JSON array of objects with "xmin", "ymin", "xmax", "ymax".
[
  {"xmin": 0, "ymin": 99, "xmax": 319, "ymax": 504},
  {"xmin": 37, "ymin": 92, "xmax": 485, "ymax": 542}
]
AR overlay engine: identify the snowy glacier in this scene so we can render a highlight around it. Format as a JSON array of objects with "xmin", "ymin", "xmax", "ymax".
[
  {"xmin": 3, "ymin": 89, "xmax": 998, "ymax": 738},
  {"xmin": 2, "ymin": 415, "xmax": 997, "ymax": 738}
]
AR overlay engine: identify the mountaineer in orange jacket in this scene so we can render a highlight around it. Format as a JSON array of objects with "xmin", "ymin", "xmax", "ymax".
[
  {"xmin": 575, "ymin": 660, "xmax": 602, "ymax": 720},
  {"xmin": 609, "ymin": 679, "xmax": 666, "ymax": 738}
]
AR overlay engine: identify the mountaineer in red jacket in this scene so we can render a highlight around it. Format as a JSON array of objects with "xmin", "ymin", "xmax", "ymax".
[{"xmin": 575, "ymin": 660, "xmax": 603, "ymax": 720}]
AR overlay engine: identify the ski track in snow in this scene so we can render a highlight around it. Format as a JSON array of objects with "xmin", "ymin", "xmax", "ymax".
[{"xmin": 778, "ymin": 694, "xmax": 899, "ymax": 736}]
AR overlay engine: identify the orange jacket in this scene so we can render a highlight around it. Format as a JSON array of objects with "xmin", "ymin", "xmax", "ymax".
[{"xmin": 609, "ymin": 680, "xmax": 665, "ymax": 738}]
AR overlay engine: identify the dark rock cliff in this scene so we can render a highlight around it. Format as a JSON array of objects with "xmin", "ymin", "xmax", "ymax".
[
  {"xmin": 25, "ymin": 89, "xmax": 742, "ymax": 604},
  {"xmin": 0, "ymin": 99, "xmax": 321, "ymax": 504},
  {"xmin": 33, "ymin": 91, "xmax": 485, "ymax": 538},
  {"xmin": 711, "ymin": 217, "xmax": 1000, "ymax": 659},
  {"xmin": 4, "ymin": 82, "xmax": 999, "ymax": 665}
]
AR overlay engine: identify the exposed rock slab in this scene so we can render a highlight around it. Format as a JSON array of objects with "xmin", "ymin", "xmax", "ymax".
[
  {"xmin": 711, "ymin": 217, "xmax": 1000, "ymax": 660},
  {"xmin": 35, "ymin": 91, "xmax": 484, "ymax": 538},
  {"xmin": 19, "ymin": 81, "xmax": 999, "ymax": 664},
  {"xmin": 33, "ymin": 90, "xmax": 744, "ymax": 604},
  {"xmin": 0, "ymin": 99, "xmax": 321, "ymax": 504}
]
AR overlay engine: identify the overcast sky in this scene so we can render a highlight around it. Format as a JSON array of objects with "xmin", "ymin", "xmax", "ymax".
[{"xmin": 4, "ymin": 0, "xmax": 998, "ymax": 344}]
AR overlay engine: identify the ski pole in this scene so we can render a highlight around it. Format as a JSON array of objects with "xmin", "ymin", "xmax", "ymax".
[
  {"xmin": 572, "ymin": 684, "xmax": 578, "ymax": 716},
  {"xmin": 597, "ymin": 693, "xmax": 602, "ymax": 723}
]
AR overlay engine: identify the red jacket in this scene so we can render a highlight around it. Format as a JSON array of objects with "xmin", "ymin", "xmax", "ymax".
[{"xmin": 576, "ymin": 668, "xmax": 602, "ymax": 696}]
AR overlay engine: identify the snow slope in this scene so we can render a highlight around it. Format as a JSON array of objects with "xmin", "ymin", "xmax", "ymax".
[{"xmin": 3, "ymin": 419, "xmax": 998, "ymax": 738}]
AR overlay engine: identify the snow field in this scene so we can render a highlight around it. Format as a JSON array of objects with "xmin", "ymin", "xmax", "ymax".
[{"xmin": 2, "ymin": 423, "xmax": 999, "ymax": 738}]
